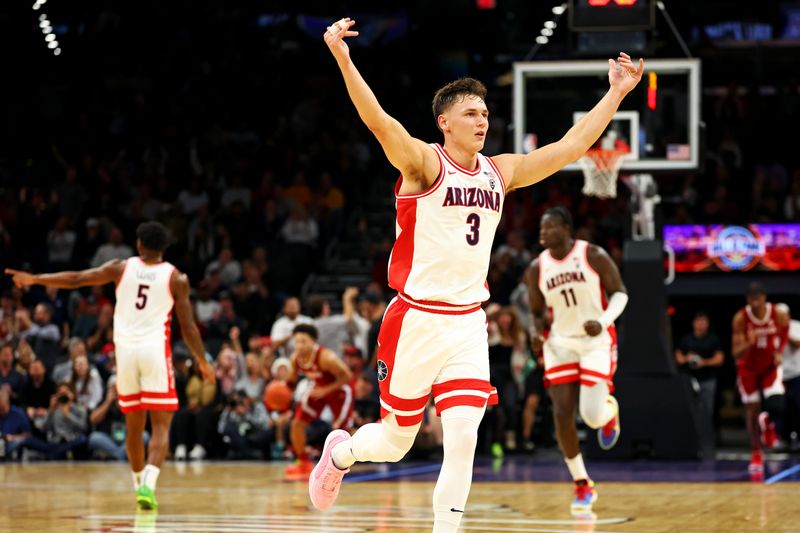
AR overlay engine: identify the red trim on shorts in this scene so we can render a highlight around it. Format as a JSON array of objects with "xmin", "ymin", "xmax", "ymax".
[
  {"xmin": 580, "ymin": 368, "xmax": 611, "ymax": 381},
  {"xmin": 395, "ymin": 412, "xmax": 426, "ymax": 426},
  {"xmin": 118, "ymin": 392, "xmax": 141, "ymax": 401},
  {"xmin": 431, "ymin": 378, "xmax": 494, "ymax": 396},
  {"xmin": 435, "ymin": 395, "xmax": 489, "ymax": 415},
  {"xmin": 398, "ymin": 293, "xmax": 482, "ymax": 315},
  {"xmin": 432, "ymin": 378, "xmax": 498, "ymax": 415},
  {"xmin": 546, "ymin": 374, "xmax": 581, "ymax": 387},
  {"xmin": 388, "ymin": 201, "xmax": 417, "ymax": 294},
  {"xmin": 383, "ymin": 392, "xmax": 429, "ymax": 412},
  {"xmin": 139, "ymin": 402, "xmax": 178, "ymax": 412},
  {"xmin": 376, "ymin": 299, "xmax": 408, "ymax": 414},
  {"xmin": 139, "ymin": 390, "xmax": 177, "ymax": 399},
  {"xmin": 544, "ymin": 362, "xmax": 581, "ymax": 375}
]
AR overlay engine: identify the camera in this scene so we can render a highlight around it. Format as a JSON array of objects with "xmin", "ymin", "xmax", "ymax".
[{"xmin": 57, "ymin": 394, "xmax": 70, "ymax": 404}]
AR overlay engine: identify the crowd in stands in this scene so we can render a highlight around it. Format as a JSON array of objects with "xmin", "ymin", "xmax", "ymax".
[{"xmin": 2, "ymin": 5, "xmax": 800, "ymax": 462}]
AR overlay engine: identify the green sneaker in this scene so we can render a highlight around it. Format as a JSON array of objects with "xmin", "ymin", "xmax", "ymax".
[
  {"xmin": 136, "ymin": 485, "xmax": 158, "ymax": 510},
  {"xmin": 491, "ymin": 442, "xmax": 504, "ymax": 459}
]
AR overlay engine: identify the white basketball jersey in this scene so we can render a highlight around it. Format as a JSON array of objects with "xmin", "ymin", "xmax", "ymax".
[
  {"xmin": 538, "ymin": 240, "xmax": 615, "ymax": 344},
  {"xmin": 388, "ymin": 143, "xmax": 506, "ymax": 305},
  {"xmin": 114, "ymin": 257, "xmax": 176, "ymax": 345}
]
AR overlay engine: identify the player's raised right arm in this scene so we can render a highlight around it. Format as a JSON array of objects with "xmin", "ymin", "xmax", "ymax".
[
  {"xmin": 5, "ymin": 260, "xmax": 125, "ymax": 290},
  {"xmin": 324, "ymin": 18, "xmax": 438, "ymax": 184},
  {"xmin": 171, "ymin": 271, "xmax": 215, "ymax": 385}
]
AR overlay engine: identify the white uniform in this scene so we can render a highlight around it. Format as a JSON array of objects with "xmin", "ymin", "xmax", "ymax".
[
  {"xmin": 114, "ymin": 257, "xmax": 178, "ymax": 413},
  {"xmin": 538, "ymin": 240, "xmax": 617, "ymax": 389},
  {"xmin": 377, "ymin": 144, "xmax": 504, "ymax": 427}
]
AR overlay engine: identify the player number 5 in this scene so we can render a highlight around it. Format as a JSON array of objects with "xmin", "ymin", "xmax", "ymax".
[
  {"xmin": 466, "ymin": 213, "xmax": 480, "ymax": 245},
  {"xmin": 136, "ymin": 284, "xmax": 150, "ymax": 310}
]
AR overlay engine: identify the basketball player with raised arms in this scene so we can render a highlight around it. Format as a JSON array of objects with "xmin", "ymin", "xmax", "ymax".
[
  {"xmin": 5, "ymin": 221, "xmax": 215, "ymax": 510},
  {"xmin": 524, "ymin": 207, "xmax": 627, "ymax": 514},
  {"xmin": 284, "ymin": 324, "xmax": 354, "ymax": 480},
  {"xmin": 732, "ymin": 282, "xmax": 789, "ymax": 473},
  {"xmin": 311, "ymin": 18, "xmax": 643, "ymax": 531}
]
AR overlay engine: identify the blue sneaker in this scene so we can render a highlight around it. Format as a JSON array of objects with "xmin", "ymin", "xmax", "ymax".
[
  {"xmin": 598, "ymin": 396, "xmax": 620, "ymax": 451},
  {"xmin": 571, "ymin": 479, "xmax": 597, "ymax": 515}
]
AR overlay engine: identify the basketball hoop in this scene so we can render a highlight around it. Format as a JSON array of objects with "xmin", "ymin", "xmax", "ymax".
[{"xmin": 579, "ymin": 148, "xmax": 627, "ymax": 199}]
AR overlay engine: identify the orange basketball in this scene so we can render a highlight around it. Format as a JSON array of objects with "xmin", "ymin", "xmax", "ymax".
[{"xmin": 264, "ymin": 380, "xmax": 293, "ymax": 412}]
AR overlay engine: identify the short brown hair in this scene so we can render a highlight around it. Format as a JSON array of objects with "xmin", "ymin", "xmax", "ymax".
[{"xmin": 432, "ymin": 78, "xmax": 487, "ymax": 122}]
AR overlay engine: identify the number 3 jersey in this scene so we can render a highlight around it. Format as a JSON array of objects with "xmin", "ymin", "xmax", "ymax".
[
  {"xmin": 538, "ymin": 239, "xmax": 615, "ymax": 347},
  {"xmin": 388, "ymin": 143, "xmax": 506, "ymax": 306},
  {"xmin": 114, "ymin": 257, "xmax": 176, "ymax": 345}
]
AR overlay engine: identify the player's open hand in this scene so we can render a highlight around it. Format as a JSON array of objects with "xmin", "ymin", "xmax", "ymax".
[
  {"xmin": 196, "ymin": 358, "xmax": 216, "ymax": 386},
  {"xmin": 4, "ymin": 268, "xmax": 34, "ymax": 288},
  {"xmin": 324, "ymin": 18, "xmax": 359, "ymax": 62},
  {"xmin": 608, "ymin": 52, "xmax": 644, "ymax": 95},
  {"xmin": 583, "ymin": 320, "xmax": 603, "ymax": 337}
]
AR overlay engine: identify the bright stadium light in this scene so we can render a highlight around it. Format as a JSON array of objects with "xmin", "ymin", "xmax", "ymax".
[
  {"xmin": 544, "ymin": 20, "xmax": 557, "ymax": 29},
  {"xmin": 541, "ymin": 28, "xmax": 554, "ymax": 37},
  {"xmin": 54, "ymin": 48, "xmax": 61, "ymax": 56},
  {"xmin": 536, "ymin": 36, "xmax": 549, "ymax": 44},
  {"xmin": 42, "ymin": 26, "xmax": 52, "ymax": 34},
  {"xmin": 39, "ymin": 14, "xmax": 47, "ymax": 21},
  {"xmin": 47, "ymin": 40, "xmax": 58, "ymax": 49},
  {"xmin": 39, "ymin": 20, "xmax": 50, "ymax": 28},
  {"xmin": 552, "ymin": 3, "xmax": 567, "ymax": 16},
  {"xmin": 45, "ymin": 33, "xmax": 56, "ymax": 41}
]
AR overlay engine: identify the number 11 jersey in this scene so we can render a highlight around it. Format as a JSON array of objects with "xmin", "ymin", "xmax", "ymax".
[
  {"xmin": 114, "ymin": 257, "xmax": 176, "ymax": 345},
  {"xmin": 388, "ymin": 143, "xmax": 506, "ymax": 306},
  {"xmin": 538, "ymin": 240, "xmax": 614, "ymax": 346}
]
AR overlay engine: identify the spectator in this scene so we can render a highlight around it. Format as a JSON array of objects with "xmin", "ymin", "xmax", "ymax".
[
  {"xmin": 0, "ymin": 342, "xmax": 26, "ymax": 401},
  {"xmin": 42, "ymin": 383, "xmax": 89, "ymax": 459},
  {"xmin": 177, "ymin": 177, "xmax": 210, "ymax": 216},
  {"xmin": 204, "ymin": 248, "xmax": 242, "ymax": 288},
  {"xmin": 194, "ymin": 281, "xmax": 221, "ymax": 328},
  {"xmin": 73, "ymin": 218, "xmax": 104, "ymax": 269},
  {"xmin": 216, "ymin": 343, "xmax": 245, "ymax": 399},
  {"xmin": 18, "ymin": 304, "xmax": 61, "ymax": 371},
  {"xmin": 172, "ymin": 363, "xmax": 218, "ymax": 461},
  {"xmin": 310, "ymin": 287, "xmax": 370, "ymax": 358},
  {"xmin": 235, "ymin": 352, "xmax": 266, "ymax": 402},
  {"xmin": 86, "ymin": 303, "xmax": 114, "ymax": 354},
  {"xmin": 0, "ymin": 385, "xmax": 32, "ymax": 460},
  {"xmin": 352, "ymin": 371, "xmax": 380, "ymax": 430},
  {"xmin": 267, "ymin": 357, "xmax": 294, "ymax": 460},
  {"xmin": 780, "ymin": 304, "xmax": 800, "ymax": 446},
  {"xmin": 53, "ymin": 337, "xmax": 87, "ymax": 384},
  {"xmin": 217, "ymin": 390, "xmax": 274, "ymax": 459},
  {"xmin": 205, "ymin": 293, "xmax": 245, "ymax": 356},
  {"xmin": 46, "ymin": 216, "xmax": 77, "ymax": 270},
  {"xmin": 221, "ymin": 175, "xmax": 252, "ymax": 210},
  {"xmin": 269, "ymin": 297, "xmax": 312, "ymax": 358},
  {"xmin": 283, "ymin": 171, "xmax": 312, "ymax": 209},
  {"xmin": 88, "ymin": 375, "xmax": 148, "ymax": 460},
  {"xmin": 90, "ymin": 226, "xmax": 133, "ymax": 268},
  {"xmin": 675, "ymin": 311, "xmax": 725, "ymax": 450},
  {"xmin": 20, "ymin": 359, "xmax": 55, "ymax": 436},
  {"xmin": 67, "ymin": 354, "xmax": 104, "ymax": 410},
  {"xmin": 280, "ymin": 204, "xmax": 318, "ymax": 247}
]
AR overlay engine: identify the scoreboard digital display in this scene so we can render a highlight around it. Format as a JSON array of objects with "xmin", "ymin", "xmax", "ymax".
[{"xmin": 569, "ymin": 0, "xmax": 656, "ymax": 32}]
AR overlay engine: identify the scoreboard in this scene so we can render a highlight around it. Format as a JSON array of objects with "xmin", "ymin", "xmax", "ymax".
[{"xmin": 569, "ymin": 0, "xmax": 656, "ymax": 31}]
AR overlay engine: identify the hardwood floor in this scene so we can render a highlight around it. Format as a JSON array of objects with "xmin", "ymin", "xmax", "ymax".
[{"xmin": 2, "ymin": 462, "xmax": 799, "ymax": 532}]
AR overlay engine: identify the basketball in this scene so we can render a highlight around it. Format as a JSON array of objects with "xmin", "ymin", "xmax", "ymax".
[{"xmin": 264, "ymin": 380, "xmax": 293, "ymax": 412}]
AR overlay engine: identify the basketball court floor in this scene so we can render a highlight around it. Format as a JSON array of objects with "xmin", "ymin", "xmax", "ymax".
[{"xmin": 3, "ymin": 455, "xmax": 799, "ymax": 532}]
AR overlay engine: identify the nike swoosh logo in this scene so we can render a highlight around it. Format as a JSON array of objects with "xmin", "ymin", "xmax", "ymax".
[{"xmin": 450, "ymin": 508, "xmax": 464, "ymax": 513}]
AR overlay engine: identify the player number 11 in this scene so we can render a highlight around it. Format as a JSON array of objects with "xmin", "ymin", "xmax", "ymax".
[{"xmin": 560, "ymin": 288, "xmax": 577, "ymax": 307}]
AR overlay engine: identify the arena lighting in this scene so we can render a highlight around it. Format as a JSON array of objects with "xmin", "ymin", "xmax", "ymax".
[
  {"xmin": 43, "ymin": 26, "xmax": 52, "ymax": 34},
  {"xmin": 54, "ymin": 48, "xmax": 61, "ymax": 56},
  {"xmin": 34, "ymin": 2, "xmax": 62, "ymax": 56},
  {"xmin": 39, "ymin": 14, "xmax": 46, "ymax": 21},
  {"xmin": 552, "ymin": 3, "xmax": 567, "ymax": 15},
  {"xmin": 45, "ymin": 34, "xmax": 56, "ymax": 42},
  {"xmin": 541, "ymin": 28, "xmax": 554, "ymax": 37},
  {"xmin": 536, "ymin": 36, "xmax": 549, "ymax": 44},
  {"xmin": 47, "ymin": 41, "xmax": 58, "ymax": 49},
  {"xmin": 32, "ymin": 0, "xmax": 48, "ymax": 10},
  {"xmin": 544, "ymin": 20, "xmax": 557, "ymax": 29},
  {"xmin": 39, "ymin": 20, "xmax": 50, "ymax": 28}
]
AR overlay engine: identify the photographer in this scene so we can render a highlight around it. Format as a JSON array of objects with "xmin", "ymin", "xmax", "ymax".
[
  {"xmin": 675, "ymin": 311, "xmax": 724, "ymax": 448},
  {"xmin": 217, "ymin": 389, "xmax": 273, "ymax": 459},
  {"xmin": 42, "ymin": 383, "xmax": 89, "ymax": 459}
]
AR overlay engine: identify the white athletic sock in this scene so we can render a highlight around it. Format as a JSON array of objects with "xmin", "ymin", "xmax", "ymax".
[
  {"xmin": 141, "ymin": 465, "xmax": 160, "ymax": 491},
  {"xmin": 132, "ymin": 470, "xmax": 144, "ymax": 490},
  {"xmin": 432, "ymin": 406, "xmax": 485, "ymax": 533},
  {"xmin": 565, "ymin": 453, "xmax": 589, "ymax": 481},
  {"xmin": 331, "ymin": 440, "xmax": 356, "ymax": 470}
]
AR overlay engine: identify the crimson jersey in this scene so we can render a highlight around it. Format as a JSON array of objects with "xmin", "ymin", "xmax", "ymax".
[
  {"xmin": 293, "ymin": 345, "xmax": 336, "ymax": 387},
  {"xmin": 738, "ymin": 304, "xmax": 785, "ymax": 373}
]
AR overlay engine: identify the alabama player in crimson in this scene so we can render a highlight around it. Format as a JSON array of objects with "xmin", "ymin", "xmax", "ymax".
[
  {"xmin": 284, "ymin": 324, "xmax": 353, "ymax": 480},
  {"xmin": 524, "ymin": 206, "xmax": 628, "ymax": 514},
  {"xmin": 311, "ymin": 17, "xmax": 643, "ymax": 531},
  {"xmin": 732, "ymin": 283, "xmax": 790, "ymax": 473},
  {"xmin": 5, "ymin": 222, "xmax": 214, "ymax": 510}
]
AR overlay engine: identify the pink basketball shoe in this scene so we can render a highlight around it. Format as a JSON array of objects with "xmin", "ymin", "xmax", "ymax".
[{"xmin": 309, "ymin": 429, "xmax": 351, "ymax": 510}]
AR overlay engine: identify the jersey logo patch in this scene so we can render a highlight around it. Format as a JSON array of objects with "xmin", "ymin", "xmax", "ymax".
[{"xmin": 377, "ymin": 360, "xmax": 388, "ymax": 381}]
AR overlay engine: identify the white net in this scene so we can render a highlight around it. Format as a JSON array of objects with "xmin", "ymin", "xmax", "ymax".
[{"xmin": 579, "ymin": 149, "xmax": 626, "ymax": 199}]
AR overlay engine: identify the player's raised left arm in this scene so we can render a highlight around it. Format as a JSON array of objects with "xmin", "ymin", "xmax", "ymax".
[
  {"xmin": 5, "ymin": 260, "xmax": 125, "ymax": 290},
  {"xmin": 494, "ymin": 53, "xmax": 644, "ymax": 192},
  {"xmin": 585, "ymin": 245, "xmax": 628, "ymax": 336}
]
